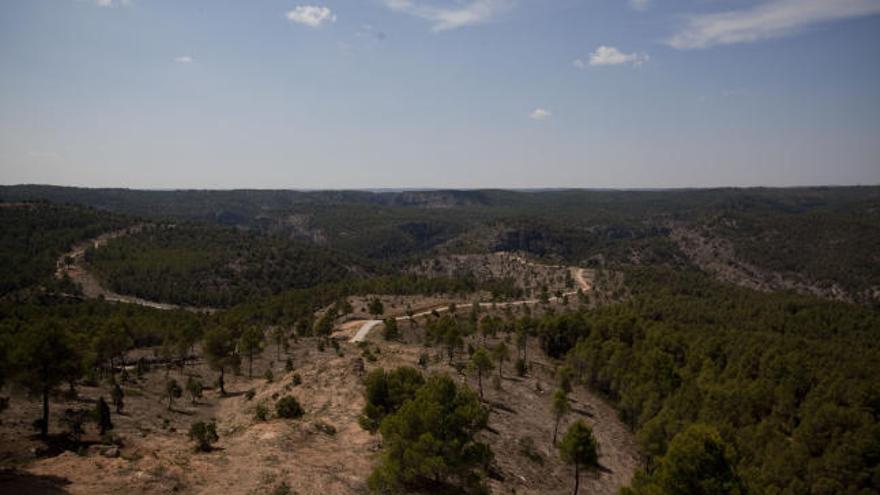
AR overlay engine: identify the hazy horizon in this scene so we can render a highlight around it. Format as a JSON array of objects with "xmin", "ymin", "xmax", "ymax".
[
  {"xmin": 2, "ymin": 0, "xmax": 879, "ymax": 189},
  {"xmin": 3, "ymin": 182, "xmax": 878, "ymax": 193}
]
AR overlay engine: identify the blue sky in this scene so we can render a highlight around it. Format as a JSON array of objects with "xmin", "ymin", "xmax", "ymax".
[{"xmin": 1, "ymin": 0, "xmax": 878, "ymax": 189}]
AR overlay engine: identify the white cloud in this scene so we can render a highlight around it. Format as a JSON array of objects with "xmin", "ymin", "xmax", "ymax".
[
  {"xmin": 629, "ymin": 0, "xmax": 650, "ymax": 12},
  {"xmin": 94, "ymin": 0, "xmax": 129, "ymax": 6},
  {"xmin": 383, "ymin": 0, "xmax": 513, "ymax": 31},
  {"xmin": 529, "ymin": 108, "xmax": 551, "ymax": 120},
  {"xmin": 668, "ymin": 0, "xmax": 880, "ymax": 50},
  {"xmin": 587, "ymin": 45, "xmax": 649, "ymax": 66},
  {"xmin": 174, "ymin": 56, "xmax": 193, "ymax": 64},
  {"xmin": 286, "ymin": 5, "xmax": 337, "ymax": 28}
]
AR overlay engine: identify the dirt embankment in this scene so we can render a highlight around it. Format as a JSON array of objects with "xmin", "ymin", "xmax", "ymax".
[{"xmin": 670, "ymin": 225, "xmax": 851, "ymax": 302}]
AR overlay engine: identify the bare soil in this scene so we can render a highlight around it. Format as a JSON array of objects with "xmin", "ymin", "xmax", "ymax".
[
  {"xmin": 2, "ymin": 314, "xmax": 639, "ymax": 495},
  {"xmin": 670, "ymin": 225, "xmax": 851, "ymax": 302}
]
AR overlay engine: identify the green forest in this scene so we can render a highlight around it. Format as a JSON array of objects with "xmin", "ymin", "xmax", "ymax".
[
  {"xmin": 1, "ymin": 187, "xmax": 879, "ymax": 494},
  {"xmin": 0, "ymin": 203, "xmax": 130, "ymax": 297},
  {"xmin": 87, "ymin": 224, "xmax": 356, "ymax": 307},
  {"xmin": 537, "ymin": 268, "xmax": 880, "ymax": 494}
]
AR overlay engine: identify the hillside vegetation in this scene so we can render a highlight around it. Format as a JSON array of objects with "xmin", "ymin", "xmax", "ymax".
[
  {"xmin": 1, "ymin": 186, "xmax": 879, "ymax": 495},
  {"xmin": 0, "ymin": 203, "xmax": 130, "ymax": 298},
  {"xmin": 4, "ymin": 186, "xmax": 878, "ymax": 305},
  {"xmin": 537, "ymin": 268, "xmax": 880, "ymax": 494}
]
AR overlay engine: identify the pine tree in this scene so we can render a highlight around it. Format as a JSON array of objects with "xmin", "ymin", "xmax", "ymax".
[
  {"xmin": 559, "ymin": 420, "xmax": 599, "ymax": 495},
  {"xmin": 470, "ymin": 347, "xmax": 494, "ymax": 400},
  {"xmin": 95, "ymin": 397, "xmax": 113, "ymax": 435}
]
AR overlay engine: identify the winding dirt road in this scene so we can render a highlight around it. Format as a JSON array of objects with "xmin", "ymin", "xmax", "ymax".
[
  {"xmin": 56, "ymin": 227, "xmax": 214, "ymax": 313},
  {"xmin": 59, "ymin": 227, "xmax": 592, "ymax": 325},
  {"xmin": 349, "ymin": 266, "xmax": 593, "ymax": 342}
]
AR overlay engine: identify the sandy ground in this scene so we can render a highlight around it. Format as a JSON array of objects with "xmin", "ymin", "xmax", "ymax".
[
  {"xmin": 2, "ymin": 312, "xmax": 639, "ymax": 495},
  {"xmin": 6, "ymin": 230, "xmax": 640, "ymax": 494}
]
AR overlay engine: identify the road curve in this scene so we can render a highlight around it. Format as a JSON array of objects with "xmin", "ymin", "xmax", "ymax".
[
  {"xmin": 56, "ymin": 226, "xmax": 215, "ymax": 313},
  {"xmin": 349, "ymin": 267, "xmax": 592, "ymax": 343}
]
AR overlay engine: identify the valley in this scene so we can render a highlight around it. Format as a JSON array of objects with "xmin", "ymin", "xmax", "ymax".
[{"xmin": 1, "ymin": 187, "xmax": 878, "ymax": 495}]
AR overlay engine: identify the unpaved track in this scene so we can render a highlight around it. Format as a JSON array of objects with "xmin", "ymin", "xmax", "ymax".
[
  {"xmin": 349, "ymin": 267, "xmax": 592, "ymax": 342},
  {"xmin": 56, "ymin": 226, "xmax": 215, "ymax": 313}
]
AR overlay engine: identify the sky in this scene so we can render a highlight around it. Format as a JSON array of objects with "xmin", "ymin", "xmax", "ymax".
[{"xmin": 1, "ymin": 0, "xmax": 879, "ymax": 189}]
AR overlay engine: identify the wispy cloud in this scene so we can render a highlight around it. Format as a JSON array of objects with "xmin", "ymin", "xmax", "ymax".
[
  {"xmin": 174, "ymin": 56, "xmax": 193, "ymax": 64},
  {"xmin": 286, "ymin": 5, "xmax": 337, "ymax": 28},
  {"xmin": 94, "ymin": 0, "xmax": 130, "ymax": 7},
  {"xmin": 668, "ymin": 0, "xmax": 880, "ymax": 49},
  {"xmin": 629, "ymin": 0, "xmax": 650, "ymax": 12},
  {"xmin": 529, "ymin": 108, "xmax": 551, "ymax": 120},
  {"xmin": 584, "ymin": 46, "xmax": 648, "ymax": 67},
  {"xmin": 383, "ymin": 0, "xmax": 513, "ymax": 31}
]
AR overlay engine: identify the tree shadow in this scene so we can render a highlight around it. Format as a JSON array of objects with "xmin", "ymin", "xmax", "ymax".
[
  {"xmin": 0, "ymin": 469, "xmax": 72, "ymax": 494},
  {"xmin": 487, "ymin": 401, "xmax": 516, "ymax": 414},
  {"xmin": 219, "ymin": 390, "xmax": 247, "ymax": 398},
  {"xmin": 571, "ymin": 406, "xmax": 594, "ymax": 418},
  {"xmin": 30, "ymin": 433, "xmax": 103, "ymax": 459}
]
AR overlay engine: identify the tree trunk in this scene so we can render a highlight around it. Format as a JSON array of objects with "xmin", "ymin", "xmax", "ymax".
[
  {"xmin": 219, "ymin": 368, "xmax": 226, "ymax": 396},
  {"xmin": 478, "ymin": 370, "xmax": 483, "ymax": 399},
  {"xmin": 573, "ymin": 464, "xmax": 580, "ymax": 495},
  {"xmin": 553, "ymin": 415, "xmax": 560, "ymax": 445},
  {"xmin": 248, "ymin": 354, "xmax": 253, "ymax": 379},
  {"xmin": 41, "ymin": 387, "xmax": 49, "ymax": 438}
]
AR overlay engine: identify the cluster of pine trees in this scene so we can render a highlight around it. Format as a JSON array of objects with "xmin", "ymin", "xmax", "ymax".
[
  {"xmin": 0, "ymin": 202, "xmax": 129, "ymax": 296},
  {"xmin": 537, "ymin": 267, "xmax": 880, "ymax": 494},
  {"xmin": 0, "ymin": 297, "xmax": 204, "ymax": 437},
  {"xmin": 87, "ymin": 224, "xmax": 354, "ymax": 307}
]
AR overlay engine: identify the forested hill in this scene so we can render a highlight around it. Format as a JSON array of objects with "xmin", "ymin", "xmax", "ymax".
[
  {"xmin": 540, "ymin": 268, "xmax": 880, "ymax": 493},
  {"xmin": 3, "ymin": 185, "xmax": 879, "ymax": 306},
  {"xmin": 0, "ymin": 202, "xmax": 131, "ymax": 297},
  {"xmin": 2, "ymin": 185, "xmax": 878, "ymax": 225}
]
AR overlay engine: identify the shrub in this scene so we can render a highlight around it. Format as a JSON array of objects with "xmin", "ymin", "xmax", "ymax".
[
  {"xmin": 272, "ymin": 482, "xmax": 292, "ymax": 495},
  {"xmin": 189, "ymin": 421, "xmax": 219, "ymax": 452},
  {"xmin": 245, "ymin": 389, "xmax": 256, "ymax": 401},
  {"xmin": 285, "ymin": 358, "xmax": 294, "ymax": 373},
  {"xmin": 292, "ymin": 373, "xmax": 302, "ymax": 386},
  {"xmin": 186, "ymin": 376, "xmax": 203, "ymax": 404},
  {"xmin": 60, "ymin": 408, "xmax": 89, "ymax": 442},
  {"xmin": 255, "ymin": 403, "xmax": 269, "ymax": 421},
  {"xmin": 264, "ymin": 369, "xmax": 274, "ymax": 383},
  {"xmin": 363, "ymin": 348, "xmax": 377, "ymax": 362},
  {"xmin": 276, "ymin": 396, "xmax": 304, "ymax": 419}
]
